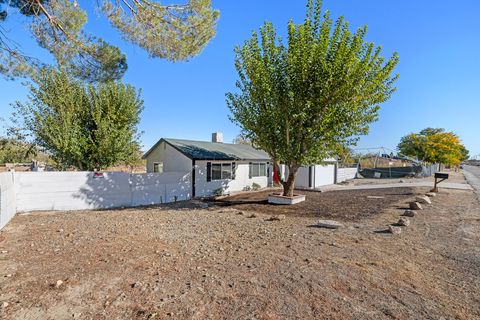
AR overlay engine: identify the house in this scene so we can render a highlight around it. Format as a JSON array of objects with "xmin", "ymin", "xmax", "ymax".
[{"xmin": 142, "ymin": 133, "xmax": 272, "ymax": 197}]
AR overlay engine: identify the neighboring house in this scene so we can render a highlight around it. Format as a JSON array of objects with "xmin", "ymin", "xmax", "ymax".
[{"xmin": 143, "ymin": 133, "xmax": 272, "ymax": 197}]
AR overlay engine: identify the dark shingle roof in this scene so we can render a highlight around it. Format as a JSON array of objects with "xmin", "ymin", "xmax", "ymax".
[{"xmin": 143, "ymin": 138, "xmax": 271, "ymax": 161}]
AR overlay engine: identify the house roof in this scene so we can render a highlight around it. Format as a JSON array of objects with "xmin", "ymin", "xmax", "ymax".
[{"xmin": 143, "ymin": 138, "xmax": 271, "ymax": 161}]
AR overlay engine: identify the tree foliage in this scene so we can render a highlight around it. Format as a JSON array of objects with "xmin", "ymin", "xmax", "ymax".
[
  {"xmin": 13, "ymin": 68, "xmax": 144, "ymax": 170},
  {"xmin": 397, "ymin": 128, "xmax": 469, "ymax": 165},
  {"xmin": 0, "ymin": 0, "xmax": 219, "ymax": 82},
  {"xmin": 0, "ymin": 137, "xmax": 38, "ymax": 163},
  {"xmin": 226, "ymin": 0, "xmax": 399, "ymax": 196}
]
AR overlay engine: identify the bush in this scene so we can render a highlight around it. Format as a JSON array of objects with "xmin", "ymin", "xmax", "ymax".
[
  {"xmin": 213, "ymin": 188, "xmax": 224, "ymax": 197},
  {"xmin": 252, "ymin": 182, "xmax": 261, "ymax": 191}
]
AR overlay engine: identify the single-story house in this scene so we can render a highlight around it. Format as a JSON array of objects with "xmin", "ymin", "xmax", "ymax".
[{"xmin": 142, "ymin": 133, "xmax": 272, "ymax": 197}]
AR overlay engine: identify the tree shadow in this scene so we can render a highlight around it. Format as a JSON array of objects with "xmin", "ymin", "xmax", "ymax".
[
  {"xmin": 74, "ymin": 171, "xmax": 192, "ymax": 210},
  {"xmin": 374, "ymin": 229, "xmax": 392, "ymax": 234}
]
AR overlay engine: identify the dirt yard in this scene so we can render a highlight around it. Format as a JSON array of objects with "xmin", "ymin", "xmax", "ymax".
[
  {"xmin": 0, "ymin": 185, "xmax": 479, "ymax": 319},
  {"xmin": 211, "ymin": 188, "xmax": 419, "ymax": 220}
]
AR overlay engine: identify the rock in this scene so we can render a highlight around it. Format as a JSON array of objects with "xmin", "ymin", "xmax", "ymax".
[
  {"xmin": 1, "ymin": 301, "xmax": 9, "ymax": 308},
  {"xmin": 199, "ymin": 203, "xmax": 209, "ymax": 209},
  {"xmin": 131, "ymin": 282, "xmax": 142, "ymax": 289},
  {"xmin": 268, "ymin": 214, "xmax": 286, "ymax": 221},
  {"xmin": 55, "ymin": 280, "xmax": 64, "ymax": 288},
  {"xmin": 399, "ymin": 179, "xmax": 406, "ymax": 183},
  {"xmin": 367, "ymin": 196, "xmax": 385, "ymax": 199},
  {"xmin": 1, "ymin": 250, "xmax": 8, "ymax": 254},
  {"xmin": 397, "ymin": 217, "xmax": 410, "ymax": 226},
  {"xmin": 403, "ymin": 210, "xmax": 416, "ymax": 217},
  {"xmin": 57, "ymin": 229, "xmax": 64, "ymax": 233},
  {"xmin": 409, "ymin": 202, "xmax": 423, "ymax": 210},
  {"xmin": 416, "ymin": 196, "xmax": 432, "ymax": 204},
  {"xmin": 248, "ymin": 213, "xmax": 257, "ymax": 218},
  {"xmin": 388, "ymin": 225, "xmax": 402, "ymax": 234},
  {"xmin": 425, "ymin": 192, "xmax": 437, "ymax": 198},
  {"xmin": 316, "ymin": 220, "xmax": 344, "ymax": 229}
]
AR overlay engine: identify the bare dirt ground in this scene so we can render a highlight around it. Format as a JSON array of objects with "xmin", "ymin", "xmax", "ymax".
[
  {"xmin": 212, "ymin": 188, "xmax": 419, "ymax": 220},
  {"xmin": 0, "ymin": 183, "xmax": 479, "ymax": 319}
]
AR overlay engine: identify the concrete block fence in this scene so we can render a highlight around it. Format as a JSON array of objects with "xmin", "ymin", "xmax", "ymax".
[
  {"xmin": 0, "ymin": 172, "xmax": 16, "ymax": 229},
  {"xmin": 336, "ymin": 168, "xmax": 358, "ymax": 183},
  {"xmin": 0, "ymin": 171, "xmax": 191, "ymax": 230}
]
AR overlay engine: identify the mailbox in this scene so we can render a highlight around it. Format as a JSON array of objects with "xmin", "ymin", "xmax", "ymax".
[
  {"xmin": 431, "ymin": 172, "xmax": 449, "ymax": 192},
  {"xmin": 434, "ymin": 173, "xmax": 449, "ymax": 179}
]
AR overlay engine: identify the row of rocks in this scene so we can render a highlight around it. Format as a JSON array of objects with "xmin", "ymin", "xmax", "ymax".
[{"xmin": 389, "ymin": 192, "xmax": 437, "ymax": 234}]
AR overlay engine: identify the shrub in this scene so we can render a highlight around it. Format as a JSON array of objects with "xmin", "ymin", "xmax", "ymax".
[{"xmin": 213, "ymin": 188, "xmax": 224, "ymax": 197}]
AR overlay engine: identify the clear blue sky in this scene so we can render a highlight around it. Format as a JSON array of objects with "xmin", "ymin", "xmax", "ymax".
[{"xmin": 0, "ymin": 0, "xmax": 479, "ymax": 156}]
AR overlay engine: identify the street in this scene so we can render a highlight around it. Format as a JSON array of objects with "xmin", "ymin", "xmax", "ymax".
[{"xmin": 464, "ymin": 165, "xmax": 480, "ymax": 192}]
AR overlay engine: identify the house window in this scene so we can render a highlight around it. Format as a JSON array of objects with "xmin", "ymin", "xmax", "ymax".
[
  {"xmin": 222, "ymin": 163, "xmax": 232, "ymax": 180},
  {"xmin": 153, "ymin": 162, "xmax": 163, "ymax": 173},
  {"xmin": 249, "ymin": 162, "xmax": 267, "ymax": 177},
  {"xmin": 212, "ymin": 164, "xmax": 222, "ymax": 180},
  {"xmin": 210, "ymin": 163, "xmax": 233, "ymax": 181}
]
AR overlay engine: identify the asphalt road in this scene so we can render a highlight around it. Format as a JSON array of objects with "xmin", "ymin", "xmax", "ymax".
[{"xmin": 463, "ymin": 165, "xmax": 480, "ymax": 192}]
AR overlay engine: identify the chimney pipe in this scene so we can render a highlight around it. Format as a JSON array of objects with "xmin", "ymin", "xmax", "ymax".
[{"xmin": 212, "ymin": 132, "xmax": 223, "ymax": 143}]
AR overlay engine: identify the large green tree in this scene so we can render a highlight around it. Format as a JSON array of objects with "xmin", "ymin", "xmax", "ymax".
[
  {"xmin": 13, "ymin": 68, "xmax": 144, "ymax": 170},
  {"xmin": 397, "ymin": 128, "xmax": 468, "ymax": 165},
  {"xmin": 0, "ymin": 0, "xmax": 219, "ymax": 82},
  {"xmin": 227, "ymin": 0, "xmax": 399, "ymax": 197}
]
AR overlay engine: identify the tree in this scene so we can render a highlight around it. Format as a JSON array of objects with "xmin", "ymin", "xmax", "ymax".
[
  {"xmin": 397, "ymin": 128, "xmax": 468, "ymax": 166},
  {"xmin": 0, "ymin": 137, "xmax": 37, "ymax": 163},
  {"xmin": 232, "ymin": 133, "xmax": 252, "ymax": 145},
  {"xmin": 13, "ymin": 68, "xmax": 144, "ymax": 170},
  {"xmin": 226, "ymin": 0, "xmax": 399, "ymax": 197},
  {"xmin": 0, "ymin": 0, "xmax": 219, "ymax": 82},
  {"xmin": 459, "ymin": 145, "xmax": 469, "ymax": 162}
]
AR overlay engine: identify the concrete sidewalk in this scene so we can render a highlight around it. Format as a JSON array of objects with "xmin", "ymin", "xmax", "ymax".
[{"xmin": 318, "ymin": 181, "xmax": 473, "ymax": 192}]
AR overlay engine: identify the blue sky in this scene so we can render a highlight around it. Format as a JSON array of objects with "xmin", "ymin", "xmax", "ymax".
[{"xmin": 0, "ymin": 0, "xmax": 479, "ymax": 156}]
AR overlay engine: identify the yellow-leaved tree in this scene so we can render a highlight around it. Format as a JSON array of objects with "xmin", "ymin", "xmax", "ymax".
[{"xmin": 397, "ymin": 128, "xmax": 469, "ymax": 166}]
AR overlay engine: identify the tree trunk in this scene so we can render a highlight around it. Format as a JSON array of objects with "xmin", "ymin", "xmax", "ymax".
[{"xmin": 282, "ymin": 165, "xmax": 298, "ymax": 197}]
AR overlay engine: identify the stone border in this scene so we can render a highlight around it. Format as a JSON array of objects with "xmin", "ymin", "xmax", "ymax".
[{"xmin": 268, "ymin": 193, "xmax": 306, "ymax": 205}]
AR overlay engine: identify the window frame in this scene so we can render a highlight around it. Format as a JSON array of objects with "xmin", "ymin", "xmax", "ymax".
[
  {"xmin": 153, "ymin": 162, "xmax": 163, "ymax": 173},
  {"xmin": 209, "ymin": 162, "xmax": 234, "ymax": 181},
  {"xmin": 211, "ymin": 163, "xmax": 222, "ymax": 180},
  {"xmin": 249, "ymin": 162, "xmax": 268, "ymax": 178}
]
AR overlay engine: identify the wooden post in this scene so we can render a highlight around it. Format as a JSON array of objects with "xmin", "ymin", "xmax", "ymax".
[{"xmin": 431, "ymin": 172, "xmax": 449, "ymax": 192}]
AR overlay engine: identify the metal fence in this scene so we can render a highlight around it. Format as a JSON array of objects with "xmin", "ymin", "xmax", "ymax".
[{"xmin": 420, "ymin": 164, "xmax": 439, "ymax": 177}]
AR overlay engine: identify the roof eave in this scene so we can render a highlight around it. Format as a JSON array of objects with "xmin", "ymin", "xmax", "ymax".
[{"xmin": 143, "ymin": 138, "xmax": 271, "ymax": 162}]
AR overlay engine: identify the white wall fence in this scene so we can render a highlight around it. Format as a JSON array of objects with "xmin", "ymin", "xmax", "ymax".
[
  {"xmin": 0, "ymin": 171, "xmax": 191, "ymax": 229},
  {"xmin": 0, "ymin": 166, "xmax": 360, "ymax": 230},
  {"xmin": 336, "ymin": 167, "xmax": 358, "ymax": 183},
  {"xmin": 0, "ymin": 172, "xmax": 16, "ymax": 229}
]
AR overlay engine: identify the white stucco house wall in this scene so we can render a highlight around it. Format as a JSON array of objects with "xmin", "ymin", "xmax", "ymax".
[{"xmin": 142, "ymin": 134, "xmax": 272, "ymax": 197}]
